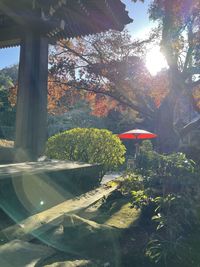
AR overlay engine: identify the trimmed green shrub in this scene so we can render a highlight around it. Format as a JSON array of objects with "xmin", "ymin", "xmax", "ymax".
[{"xmin": 46, "ymin": 128, "xmax": 126, "ymax": 173}]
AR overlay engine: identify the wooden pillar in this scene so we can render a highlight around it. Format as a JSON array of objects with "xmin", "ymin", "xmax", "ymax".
[{"xmin": 15, "ymin": 33, "xmax": 48, "ymax": 161}]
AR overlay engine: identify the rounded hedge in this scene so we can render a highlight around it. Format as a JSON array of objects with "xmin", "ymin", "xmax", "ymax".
[{"xmin": 46, "ymin": 128, "xmax": 126, "ymax": 172}]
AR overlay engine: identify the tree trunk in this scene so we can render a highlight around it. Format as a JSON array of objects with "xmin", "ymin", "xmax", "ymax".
[{"xmin": 156, "ymin": 94, "xmax": 179, "ymax": 153}]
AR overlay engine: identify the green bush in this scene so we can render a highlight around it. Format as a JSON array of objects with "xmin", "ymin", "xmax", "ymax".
[
  {"xmin": 134, "ymin": 140, "xmax": 160, "ymax": 176},
  {"xmin": 120, "ymin": 172, "xmax": 144, "ymax": 195},
  {"xmin": 120, "ymin": 146, "xmax": 200, "ymax": 266},
  {"xmin": 137, "ymin": 153, "xmax": 200, "ymax": 265},
  {"xmin": 46, "ymin": 128, "xmax": 126, "ymax": 173}
]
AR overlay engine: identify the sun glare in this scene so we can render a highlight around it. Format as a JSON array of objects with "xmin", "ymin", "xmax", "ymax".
[{"xmin": 145, "ymin": 46, "xmax": 168, "ymax": 76}]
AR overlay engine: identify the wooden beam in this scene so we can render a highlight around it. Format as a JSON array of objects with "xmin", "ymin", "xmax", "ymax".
[
  {"xmin": 15, "ymin": 33, "xmax": 48, "ymax": 161},
  {"xmin": 0, "ymin": 26, "xmax": 21, "ymax": 43}
]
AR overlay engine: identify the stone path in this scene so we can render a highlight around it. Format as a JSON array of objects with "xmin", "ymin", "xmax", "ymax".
[
  {"xmin": 1, "ymin": 184, "xmax": 117, "ymax": 242},
  {"xmin": 0, "ymin": 164, "xmax": 121, "ymax": 266},
  {"xmin": 101, "ymin": 172, "xmax": 122, "ymax": 184}
]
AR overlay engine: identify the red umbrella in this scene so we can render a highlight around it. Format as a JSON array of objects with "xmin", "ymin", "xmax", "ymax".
[
  {"xmin": 118, "ymin": 129, "xmax": 157, "ymax": 158},
  {"xmin": 118, "ymin": 129, "xmax": 157, "ymax": 140}
]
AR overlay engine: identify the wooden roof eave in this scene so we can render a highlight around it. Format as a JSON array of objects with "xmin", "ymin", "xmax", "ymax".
[
  {"xmin": 0, "ymin": 0, "xmax": 133, "ymax": 48},
  {"xmin": 46, "ymin": 0, "xmax": 132, "ymax": 40},
  {"xmin": 0, "ymin": 25, "xmax": 22, "ymax": 48}
]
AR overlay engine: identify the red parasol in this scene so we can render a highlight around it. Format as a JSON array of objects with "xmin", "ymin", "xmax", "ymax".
[
  {"xmin": 118, "ymin": 129, "xmax": 157, "ymax": 158},
  {"xmin": 118, "ymin": 129, "xmax": 157, "ymax": 140}
]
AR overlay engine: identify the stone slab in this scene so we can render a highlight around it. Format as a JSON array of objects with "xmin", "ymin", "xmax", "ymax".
[
  {"xmin": 0, "ymin": 239, "xmax": 54, "ymax": 267},
  {"xmin": 1, "ymin": 185, "xmax": 117, "ymax": 242},
  {"xmin": 0, "ymin": 160, "xmax": 96, "ymax": 179}
]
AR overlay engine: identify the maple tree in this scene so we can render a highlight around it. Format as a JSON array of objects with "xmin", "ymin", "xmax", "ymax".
[
  {"xmin": 9, "ymin": 75, "xmax": 84, "ymax": 115},
  {"xmin": 48, "ymin": 29, "xmax": 168, "ymax": 123},
  {"xmin": 8, "ymin": 29, "xmax": 170, "ymax": 134}
]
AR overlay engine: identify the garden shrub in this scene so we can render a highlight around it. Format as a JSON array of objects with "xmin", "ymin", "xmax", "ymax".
[
  {"xmin": 120, "ymin": 172, "xmax": 144, "ymax": 195},
  {"xmin": 134, "ymin": 140, "xmax": 161, "ymax": 177},
  {"xmin": 46, "ymin": 128, "xmax": 126, "ymax": 173},
  {"xmin": 120, "ymin": 143, "xmax": 200, "ymax": 266}
]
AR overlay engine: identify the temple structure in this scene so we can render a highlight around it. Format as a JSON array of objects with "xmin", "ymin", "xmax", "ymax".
[{"xmin": 0, "ymin": 0, "xmax": 132, "ymax": 160}]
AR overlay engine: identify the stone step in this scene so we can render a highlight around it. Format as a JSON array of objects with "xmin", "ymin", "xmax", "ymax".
[
  {"xmin": 0, "ymin": 160, "xmax": 103, "ymax": 218},
  {"xmin": 1, "ymin": 184, "xmax": 116, "ymax": 243},
  {"xmin": 0, "ymin": 160, "xmax": 99, "ymax": 179}
]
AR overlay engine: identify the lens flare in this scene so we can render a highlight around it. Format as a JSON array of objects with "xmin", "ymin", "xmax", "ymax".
[{"xmin": 145, "ymin": 46, "xmax": 168, "ymax": 75}]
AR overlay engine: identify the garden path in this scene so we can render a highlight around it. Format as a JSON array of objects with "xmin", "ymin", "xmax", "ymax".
[{"xmin": 1, "ymin": 184, "xmax": 117, "ymax": 242}]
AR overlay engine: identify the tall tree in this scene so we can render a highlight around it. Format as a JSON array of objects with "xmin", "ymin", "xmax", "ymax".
[{"xmin": 149, "ymin": 0, "xmax": 200, "ymax": 151}]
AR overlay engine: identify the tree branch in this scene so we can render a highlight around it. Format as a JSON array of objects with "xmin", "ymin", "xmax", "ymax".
[
  {"xmin": 180, "ymin": 117, "xmax": 200, "ymax": 137},
  {"xmin": 184, "ymin": 67, "xmax": 200, "ymax": 77},
  {"xmin": 188, "ymin": 79, "xmax": 200, "ymax": 89},
  {"xmin": 49, "ymin": 79, "xmax": 154, "ymax": 119},
  {"xmin": 183, "ymin": 46, "xmax": 194, "ymax": 73},
  {"xmin": 58, "ymin": 43, "xmax": 93, "ymax": 66}
]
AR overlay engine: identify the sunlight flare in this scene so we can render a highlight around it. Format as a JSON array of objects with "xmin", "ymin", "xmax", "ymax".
[{"xmin": 145, "ymin": 46, "xmax": 168, "ymax": 76}]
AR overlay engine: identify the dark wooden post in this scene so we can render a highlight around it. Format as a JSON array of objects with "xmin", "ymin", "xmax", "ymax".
[{"xmin": 15, "ymin": 33, "xmax": 48, "ymax": 161}]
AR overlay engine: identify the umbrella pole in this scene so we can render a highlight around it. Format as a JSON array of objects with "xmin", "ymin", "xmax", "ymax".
[
  {"xmin": 135, "ymin": 142, "xmax": 139, "ymax": 159},
  {"xmin": 134, "ymin": 135, "xmax": 139, "ymax": 159}
]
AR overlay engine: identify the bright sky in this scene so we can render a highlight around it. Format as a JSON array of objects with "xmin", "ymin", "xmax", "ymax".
[
  {"xmin": 122, "ymin": 0, "xmax": 154, "ymax": 37},
  {"xmin": 0, "ymin": 0, "xmax": 167, "ymax": 74}
]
